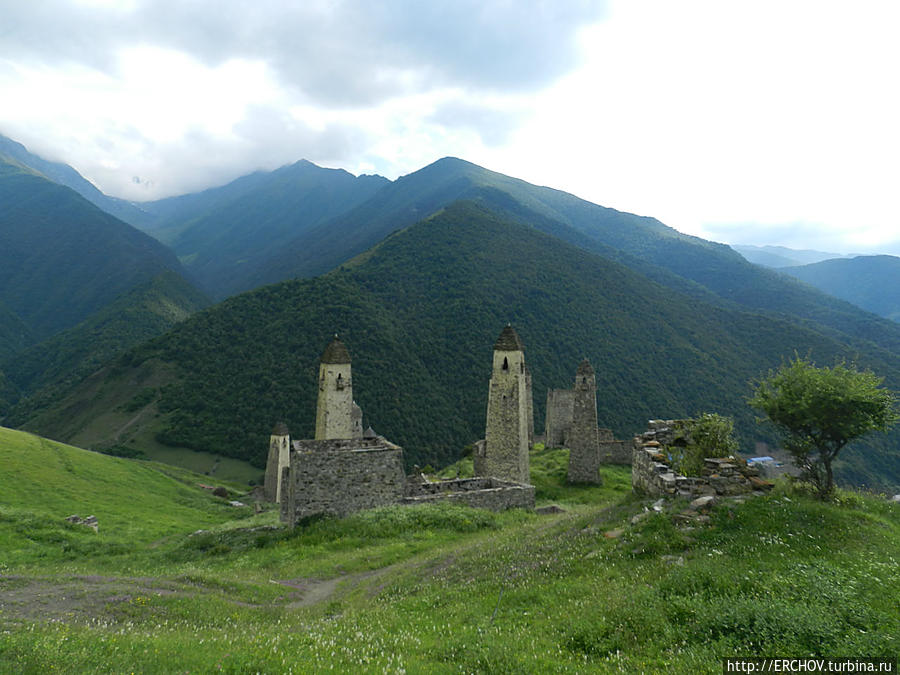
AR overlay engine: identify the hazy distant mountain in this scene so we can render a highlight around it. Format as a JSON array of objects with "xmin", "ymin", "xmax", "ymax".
[
  {"xmin": 0, "ymin": 154, "xmax": 209, "ymax": 416},
  {"xmin": 237, "ymin": 157, "xmax": 900, "ymax": 362},
  {"xmin": 0, "ymin": 160, "xmax": 189, "ymax": 339},
  {"xmin": 732, "ymin": 244, "xmax": 852, "ymax": 268},
  {"xmin": 781, "ymin": 255, "xmax": 900, "ymax": 322},
  {"xmin": 27, "ymin": 200, "xmax": 900, "ymax": 491},
  {"xmin": 0, "ymin": 133, "xmax": 150, "ymax": 226},
  {"xmin": 132, "ymin": 160, "xmax": 389, "ymax": 298}
]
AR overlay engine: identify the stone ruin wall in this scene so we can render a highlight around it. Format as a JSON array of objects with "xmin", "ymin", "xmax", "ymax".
[
  {"xmin": 632, "ymin": 419, "xmax": 773, "ymax": 498},
  {"xmin": 598, "ymin": 433, "xmax": 631, "ymax": 465},
  {"xmin": 280, "ymin": 437, "xmax": 406, "ymax": 525},
  {"xmin": 544, "ymin": 389, "xmax": 574, "ymax": 447},
  {"xmin": 404, "ymin": 477, "xmax": 535, "ymax": 511}
]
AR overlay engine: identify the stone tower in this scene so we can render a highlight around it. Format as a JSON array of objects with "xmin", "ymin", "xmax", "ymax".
[
  {"xmin": 315, "ymin": 336, "xmax": 355, "ymax": 440},
  {"xmin": 567, "ymin": 358, "xmax": 602, "ymax": 484},
  {"xmin": 264, "ymin": 422, "xmax": 291, "ymax": 502},
  {"xmin": 478, "ymin": 325, "xmax": 532, "ymax": 484}
]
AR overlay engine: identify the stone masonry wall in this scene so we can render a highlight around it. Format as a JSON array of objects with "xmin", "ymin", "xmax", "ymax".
[
  {"xmin": 282, "ymin": 437, "xmax": 406, "ymax": 525},
  {"xmin": 599, "ymin": 440, "xmax": 631, "ymax": 465},
  {"xmin": 544, "ymin": 389, "xmax": 574, "ymax": 448},
  {"xmin": 632, "ymin": 419, "xmax": 772, "ymax": 497},
  {"xmin": 404, "ymin": 477, "xmax": 535, "ymax": 511}
]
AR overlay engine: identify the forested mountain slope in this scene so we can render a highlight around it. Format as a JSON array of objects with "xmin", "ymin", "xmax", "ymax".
[
  {"xmin": 26, "ymin": 201, "xmax": 900, "ymax": 490},
  {"xmin": 0, "ymin": 165, "xmax": 188, "ymax": 339},
  {"xmin": 246, "ymin": 158, "xmax": 900, "ymax": 360},
  {"xmin": 781, "ymin": 255, "xmax": 900, "ymax": 323},
  {"xmin": 0, "ymin": 155, "xmax": 209, "ymax": 419},
  {"xmin": 4, "ymin": 270, "xmax": 209, "ymax": 423}
]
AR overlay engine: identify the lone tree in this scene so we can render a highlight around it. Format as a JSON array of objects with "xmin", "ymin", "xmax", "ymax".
[{"xmin": 749, "ymin": 357, "xmax": 898, "ymax": 499}]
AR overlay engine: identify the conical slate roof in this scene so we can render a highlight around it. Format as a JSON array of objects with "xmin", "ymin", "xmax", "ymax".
[
  {"xmin": 493, "ymin": 325, "xmax": 524, "ymax": 351},
  {"xmin": 320, "ymin": 335, "xmax": 351, "ymax": 364},
  {"xmin": 271, "ymin": 422, "xmax": 290, "ymax": 436},
  {"xmin": 576, "ymin": 359, "xmax": 595, "ymax": 376}
]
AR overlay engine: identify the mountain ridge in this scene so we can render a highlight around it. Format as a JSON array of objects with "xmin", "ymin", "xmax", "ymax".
[
  {"xmin": 25, "ymin": 200, "xmax": 900, "ymax": 490},
  {"xmin": 781, "ymin": 255, "xmax": 900, "ymax": 323}
]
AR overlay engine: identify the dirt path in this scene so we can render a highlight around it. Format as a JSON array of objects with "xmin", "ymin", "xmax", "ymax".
[{"xmin": 0, "ymin": 511, "xmax": 577, "ymax": 626}]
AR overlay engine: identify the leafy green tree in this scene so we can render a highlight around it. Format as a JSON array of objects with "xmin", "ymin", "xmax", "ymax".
[{"xmin": 749, "ymin": 357, "xmax": 898, "ymax": 498}]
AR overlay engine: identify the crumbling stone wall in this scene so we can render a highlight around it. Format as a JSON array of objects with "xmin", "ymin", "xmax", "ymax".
[
  {"xmin": 264, "ymin": 423, "xmax": 291, "ymax": 502},
  {"xmin": 632, "ymin": 419, "xmax": 772, "ymax": 497},
  {"xmin": 545, "ymin": 389, "xmax": 574, "ymax": 448},
  {"xmin": 404, "ymin": 477, "xmax": 535, "ymax": 511},
  {"xmin": 599, "ymin": 438, "xmax": 631, "ymax": 465},
  {"xmin": 281, "ymin": 437, "xmax": 406, "ymax": 525}
]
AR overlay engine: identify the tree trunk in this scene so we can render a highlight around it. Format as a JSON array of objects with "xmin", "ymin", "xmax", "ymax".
[{"xmin": 820, "ymin": 456, "xmax": 835, "ymax": 499}]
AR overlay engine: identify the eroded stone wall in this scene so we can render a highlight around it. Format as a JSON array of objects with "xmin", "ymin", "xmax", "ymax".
[
  {"xmin": 404, "ymin": 477, "xmax": 535, "ymax": 511},
  {"xmin": 263, "ymin": 430, "xmax": 291, "ymax": 502},
  {"xmin": 599, "ymin": 440, "xmax": 631, "ymax": 465},
  {"xmin": 631, "ymin": 419, "xmax": 772, "ymax": 497},
  {"xmin": 544, "ymin": 389, "xmax": 574, "ymax": 448}
]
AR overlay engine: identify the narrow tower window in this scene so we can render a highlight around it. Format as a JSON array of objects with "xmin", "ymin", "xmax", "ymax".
[{"xmin": 502, "ymin": 357, "xmax": 509, "ymax": 370}]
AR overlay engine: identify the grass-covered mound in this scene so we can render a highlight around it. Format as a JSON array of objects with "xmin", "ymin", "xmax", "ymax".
[{"xmin": 1, "ymin": 435, "xmax": 897, "ymax": 672}]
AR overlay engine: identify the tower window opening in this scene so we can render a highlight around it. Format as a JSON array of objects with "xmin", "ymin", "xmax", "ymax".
[
  {"xmin": 502, "ymin": 357, "xmax": 509, "ymax": 370},
  {"xmin": 582, "ymin": 377, "xmax": 586, "ymax": 384}
]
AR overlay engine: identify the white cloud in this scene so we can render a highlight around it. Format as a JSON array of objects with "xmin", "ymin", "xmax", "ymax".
[{"xmin": 0, "ymin": 0, "xmax": 897, "ymax": 254}]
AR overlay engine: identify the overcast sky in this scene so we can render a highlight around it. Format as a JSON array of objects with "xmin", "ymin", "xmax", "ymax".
[{"xmin": 1, "ymin": 0, "xmax": 898, "ymax": 255}]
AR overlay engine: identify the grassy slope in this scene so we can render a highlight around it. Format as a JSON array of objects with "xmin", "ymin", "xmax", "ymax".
[
  {"xmin": 0, "ymin": 426, "xmax": 245, "ymax": 552},
  {"xmin": 0, "ymin": 430, "xmax": 897, "ymax": 672}
]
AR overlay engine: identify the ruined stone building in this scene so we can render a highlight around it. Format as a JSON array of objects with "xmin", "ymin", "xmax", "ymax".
[
  {"xmin": 474, "ymin": 325, "xmax": 534, "ymax": 484},
  {"xmin": 267, "ymin": 332, "xmax": 534, "ymax": 525}
]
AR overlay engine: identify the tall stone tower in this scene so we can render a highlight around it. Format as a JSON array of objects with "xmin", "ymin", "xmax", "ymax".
[
  {"xmin": 567, "ymin": 358, "xmax": 602, "ymax": 484},
  {"xmin": 478, "ymin": 325, "xmax": 532, "ymax": 484},
  {"xmin": 264, "ymin": 422, "xmax": 291, "ymax": 503},
  {"xmin": 315, "ymin": 336, "xmax": 354, "ymax": 440}
]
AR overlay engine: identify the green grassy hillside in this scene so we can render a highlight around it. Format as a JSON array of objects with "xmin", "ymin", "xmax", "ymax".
[
  {"xmin": 23, "ymin": 200, "xmax": 900, "ymax": 490},
  {"xmin": 0, "ymin": 430, "xmax": 897, "ymax": 672},
  {"xmin": 0, "ymin": 426, "xmax": 245, "ymax": 553}
]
